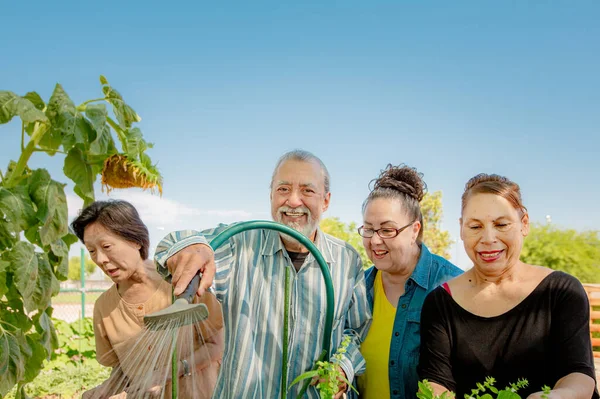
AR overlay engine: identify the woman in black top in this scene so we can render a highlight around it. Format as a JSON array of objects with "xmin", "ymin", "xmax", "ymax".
[{"xmin": 417, "ymin": 174, "xmax": 598, "ymax": 399}]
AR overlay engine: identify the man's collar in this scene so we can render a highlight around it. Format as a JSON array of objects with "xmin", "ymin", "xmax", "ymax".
[{"xmin": 260, "ymin": 227, "xmax": 334, "ymax": 265}]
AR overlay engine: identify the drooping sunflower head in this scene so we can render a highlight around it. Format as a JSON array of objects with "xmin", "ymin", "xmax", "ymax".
[{"xmin": 101, "ymin": 154, "xmax": 163, "ymax": 195}]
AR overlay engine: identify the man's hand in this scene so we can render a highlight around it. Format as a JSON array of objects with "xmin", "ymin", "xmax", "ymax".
[
  {"xmin": 311, "ymin": 366, "xmax": 348, "ymax": 399},
  {"xmin": 167, "ymin": 244, "xmax": 215, "ymax": 296}
]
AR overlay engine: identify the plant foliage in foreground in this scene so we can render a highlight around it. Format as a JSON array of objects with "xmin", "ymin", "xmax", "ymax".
[
  {"xmin": 0, "ymin": 76, "xmax": 161, "ymax": 397},
  {"xmin": 289, "ymin": 336, "xmax": 358, "ymax": 399},
  {"xmin": 417, "ymin": 377, "xmax": 552, "ymax": 399}
]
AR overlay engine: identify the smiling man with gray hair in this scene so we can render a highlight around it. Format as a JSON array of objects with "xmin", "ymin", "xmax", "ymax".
[{"xmin": 154, "ymin": 149, "xmax": 371, "ymax": 399}]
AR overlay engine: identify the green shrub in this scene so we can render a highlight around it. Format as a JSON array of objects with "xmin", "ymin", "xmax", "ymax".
[{"xmin": 6, "ymin": 317, "xmax": 110, "ymax": 399}]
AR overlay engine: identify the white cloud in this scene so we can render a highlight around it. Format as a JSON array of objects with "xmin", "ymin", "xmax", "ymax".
[
  {"xmin": 67, "ymin": 191, "xmax": 256, "ymax": 224},
  {"xmin": 66, "ymin": 190, "xmax": 269, "ymax": 261}
]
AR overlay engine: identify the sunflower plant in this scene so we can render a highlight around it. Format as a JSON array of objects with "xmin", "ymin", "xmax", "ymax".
[{"xmin": 0, "ymin": 76, "xmax": 161, "ymax": 397}]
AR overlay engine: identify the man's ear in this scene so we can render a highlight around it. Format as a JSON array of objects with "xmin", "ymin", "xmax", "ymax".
[{"xmin": 322, "ymin": 192, "xmax": 331, "ymax": 212}]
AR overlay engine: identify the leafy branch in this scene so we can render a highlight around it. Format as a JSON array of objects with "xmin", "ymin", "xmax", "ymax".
[
  {"xmin": 417, "ymin": 378, "xmax": 553, "ymax": 399},
  {"xmin": 288, "ymin": 336, "xmax": 357, "ymax": 399}
]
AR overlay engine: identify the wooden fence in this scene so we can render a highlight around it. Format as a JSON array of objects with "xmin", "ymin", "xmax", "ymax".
[{"xmin": 583, "ymin": 284, "xmax": 600, "ymax": 358}]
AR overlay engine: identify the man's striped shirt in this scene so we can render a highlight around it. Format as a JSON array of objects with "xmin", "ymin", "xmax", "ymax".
[{"xmin": 155, "ymin": 224, "xmax": 372, "ymax": 399}]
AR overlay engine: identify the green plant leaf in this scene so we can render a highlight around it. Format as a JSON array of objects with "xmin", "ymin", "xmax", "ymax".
[
  {"xmin": 0, "ymin": 186, "xmax": 37, "ymax": 233},
  {"xmin": 0, "ymin": 329, "xmax": 27, "ymax": 397},
  {"xmin": 31, "ymin": 253, "xmax": 59, "ymax": 310},
  {"xmin": 498, "ymin": 390, "xmax": 521, "ymax": 399},
  {"xmin": 22, "ymin": 334, "xmax": 45, "ymax": 384},
  {"xmin": 48, "ymin": 238, "xmax": 69, "ymax": 281},
  {"xmin": 0, "ymin": 260, "xmax": 9, "ymax": 297},
  {"xmin": 0, "ymin": 221, "xmax": 15, "ymax": 250},
  {"xmin": 42, "ymin": 84, "xmax": 95, "ymax": 153},
  {"xmin": 15, "ymin": 383, "xmax": 33, "ymax": 399},
  {"xmin": 28, "ymin": 169, "xmax": 68, "ymax": 247},
  {"xmin": 33, "ymin": 311, "xmax": 58, "ymax": 360},
  {"xmin": 7, "ymin": 241, "xmax": 38, "ymax": 312},
  {"xmin": 0, "ymin": 91, "xmax": 48, "ymax": 125},
  {"xmin": 64, "ymin": 147, "xmax": 95, "ymax": 206},
  {"xmin": 1, "ymin": 291, "xmax": 32, "ymax": 332},
  {"xmin": 40, "ymin": 84, "xmax": 75, "ymax": 152},
  {"xmin": 288, "ymin": 369, "xmax": 320, "ymax": 389},
  {"xmin": 85, "ymin": 103, "xmax": 115, "ymax": 155},
  {"xmin": 124, "ymin": 127, "xmax": 147, "ymax": 160},
  {"xmin": 22, "ymin": 92, "xmax": 45, "ymax": 111},
  {"xmin": 0, "ymin": 91, "xmax": 19, "ymax": 124},
  {"xmin": 101, "ymin": 82, "xmax": 141, "ymax": 129},
  {"xmin": 62, "ymin": 233, "xmax": 79, "ymax": 246}
]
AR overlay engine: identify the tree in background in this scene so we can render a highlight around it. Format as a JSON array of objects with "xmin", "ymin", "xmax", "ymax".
[
  {"xmin": 320, "ymin": 217, "xmax": 370, "ymax": 267},
  {"xmin": 320, "ymin": 191, "xmax": 453, "ymax": 268},
  {"xmin": 67, "ymin": 256, "xmax": 97, "ymax": 281},
  {"xmin": 421, "ymin": 191, "xmax": 452, "ymax": 259},
  {"xmin": 521, "ymin": 224, "xmax": 600, "ymax": 283}
]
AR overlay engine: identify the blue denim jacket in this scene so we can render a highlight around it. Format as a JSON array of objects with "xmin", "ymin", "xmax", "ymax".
[{"xmin": 361, "ymin": 244, "xmax": 462, "ymax": 399}]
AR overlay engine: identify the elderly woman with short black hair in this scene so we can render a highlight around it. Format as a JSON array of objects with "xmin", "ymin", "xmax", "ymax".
[{"xmin": 74, "ymin": 200, "xmax": 223, "ymax": 399}]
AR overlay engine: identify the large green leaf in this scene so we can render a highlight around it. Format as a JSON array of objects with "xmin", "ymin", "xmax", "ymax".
[
  {"xmin": 7, "ymin": 242, "xmax": 38, "ymax": 312},
  {"xmin": 124, "ymin": 127, "xmax": 147, "ymax": 160},
  {"xmin": 62, "ymin": 233, "xmax": 78, "ymax": 246},
  {"xmin": 0, "ymin": 91, "xmax": 48, "ymax": 125},
  {"xmin": 0, "ymin": 91, "xmax": 19, "ymax": 124},
  {"xmin": 101, "ymin": 80, "xmax": 141, "ymax": 129},
  {"xmin": 1, "ymin": 290, "xmax": 32, "ymax": 331},
  {"xmin": 60, "ymin": 117, "xmax": 96, "ymax": 153},
  {"xmin": 42, "ymin": 84, "xmax": 95, "ymax": 153},
  {"xmin": 33, "ymin": 310, "xmax": 58, "ymax": 360},
  {"xmin": 0, "ymin": 328, "xmax": 26, "ymax": 397},
  {"xmin": 0, "ymin": 221, "xmax": 15, "ymax": 250},
  {"xmin": 40, "ymin": 84, "xmax": 75, "ymax": 152},
  {"xmin": 0, "ymin": 186, "xmax": 37, "ymax": 233},
  {"xmin": 48, "ymin": 238, "xmax": 69, "ymax": 281},
  {"xmin": 64, "ymin": 147, "xmax": 95, "ymax": 206},
  {"xmin": 85, "ymin": 103, "xmax": 115, "ymax": 155},
  {"xmin": 28, "ymin": 169, "xmax": 68, "ymax": 247},
  {"xmin": 23, "ymin": 92, "xmax": 45, "ymax": 111},
  {"xmin": 22, "ymin": 334, "xmax": 45, "ymax": 384},
  {"xmin": 0, "ymin": 260, "xmax": 9, "ymax": 297},
  {"xmin": 29, "ymin": 253, "xmax": 59, "ymax": 311}
]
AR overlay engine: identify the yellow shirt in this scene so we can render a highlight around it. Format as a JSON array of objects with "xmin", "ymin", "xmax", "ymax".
[{"xmin": 358, "ymin": 272, "xmax": 397, "ymax": 398}]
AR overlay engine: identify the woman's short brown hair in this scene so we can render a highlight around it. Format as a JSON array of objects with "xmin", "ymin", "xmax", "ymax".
[
  {"xmin": 461, "ymin": 173, "xmax": 527, "ymax": 216},
  {"xmin": 71, "ymin": 200, "xmax": 150, "ymax": 260}
]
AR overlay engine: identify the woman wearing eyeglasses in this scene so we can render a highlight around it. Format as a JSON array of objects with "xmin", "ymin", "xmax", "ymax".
[{"xmin": 356, "ymin": 164, "xmax": 462, "ymax": 399}]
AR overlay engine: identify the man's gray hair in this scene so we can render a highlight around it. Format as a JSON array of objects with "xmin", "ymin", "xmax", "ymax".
[{"xmin": 270, "ymin": 149, "xmax": 331, "ymax": 193}]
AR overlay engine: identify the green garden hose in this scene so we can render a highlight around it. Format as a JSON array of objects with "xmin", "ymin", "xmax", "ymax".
[{"xmin": 208, "ymin": 221, "xmax": 335, "ymax": 399}]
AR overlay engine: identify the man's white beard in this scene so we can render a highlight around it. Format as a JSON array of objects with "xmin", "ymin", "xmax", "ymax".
[{"xmin": 275, "ymin": 206, "xmax": 318, "ymax": 249}]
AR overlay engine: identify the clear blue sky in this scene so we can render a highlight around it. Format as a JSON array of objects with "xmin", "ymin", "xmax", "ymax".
[{"xmin": 2, "ymin": 1, "xmax": 599, "ymax": 268}]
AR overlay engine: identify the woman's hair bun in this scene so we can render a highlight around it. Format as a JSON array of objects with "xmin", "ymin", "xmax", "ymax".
[{"xmin": 370, "ymin": 164, "xmax": 426, "ymax": 202}]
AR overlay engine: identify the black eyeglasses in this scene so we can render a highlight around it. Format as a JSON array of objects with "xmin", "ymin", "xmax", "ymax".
[{"xmin": 357, "ymin": 221, "xmax": 415, "ymax": 239}]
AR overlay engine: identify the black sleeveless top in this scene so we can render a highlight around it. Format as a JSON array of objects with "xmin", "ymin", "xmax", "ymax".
[{"xmin": 418, "ymin": 271, "xmax": 599, "ymax": 398}]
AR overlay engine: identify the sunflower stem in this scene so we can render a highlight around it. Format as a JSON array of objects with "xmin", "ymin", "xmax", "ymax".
[{"xmin": 106, "ymin": 116, "xmax": 128, "ymax": 153}]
